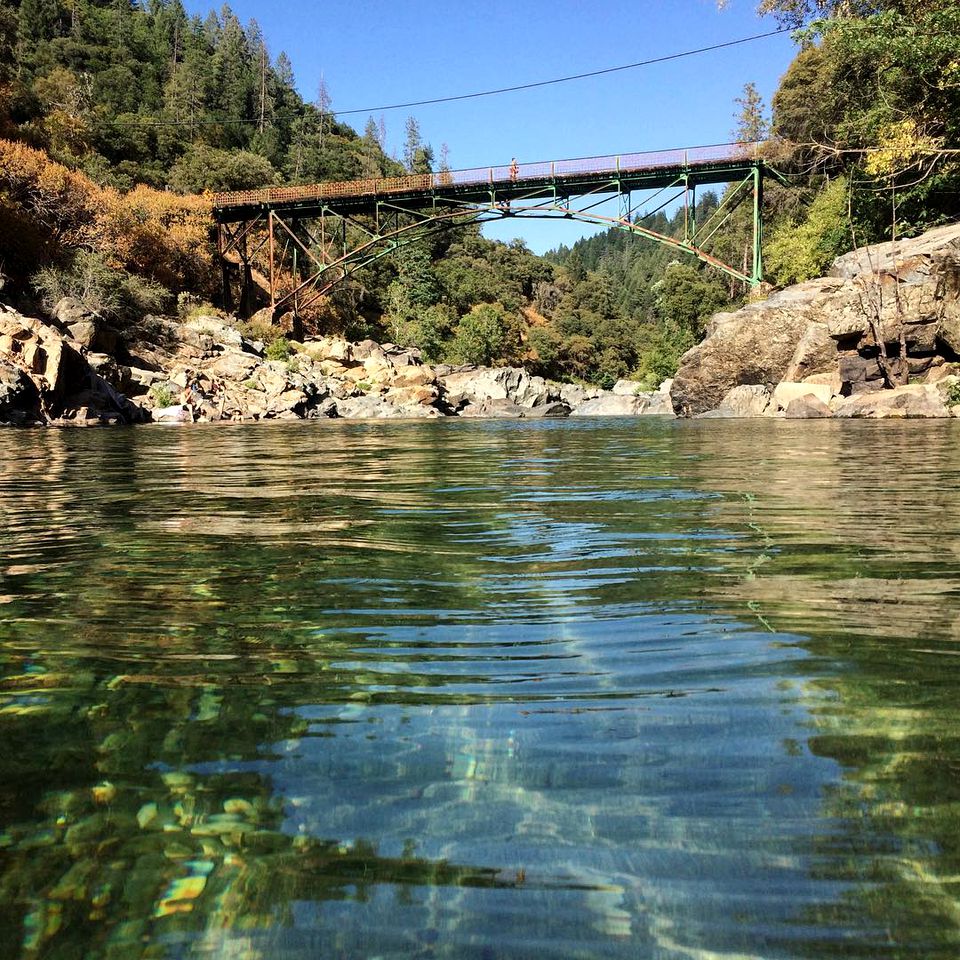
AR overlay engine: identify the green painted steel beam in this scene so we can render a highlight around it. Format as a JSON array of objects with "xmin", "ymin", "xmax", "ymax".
[{"xmin": 213, "ymin": 159, "xmax": 772, "ymax": 224}]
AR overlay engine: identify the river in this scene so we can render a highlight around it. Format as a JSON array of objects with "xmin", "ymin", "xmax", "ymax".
[{"xmin": 0, "ymin": 418, "xmax": 958, "ymax": 959}]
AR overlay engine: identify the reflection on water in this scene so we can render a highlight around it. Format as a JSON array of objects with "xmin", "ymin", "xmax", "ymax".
[{"xmin": 0, "ymin": 419, "xmax": 958, "ymax": 959}]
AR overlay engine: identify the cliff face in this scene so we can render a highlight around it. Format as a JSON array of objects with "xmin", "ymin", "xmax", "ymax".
[{"xmin": 670, "ymin": 223, "xmax": 960, "ymax": 417}]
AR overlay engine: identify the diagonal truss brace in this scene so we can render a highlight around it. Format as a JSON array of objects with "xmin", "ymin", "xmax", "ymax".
[{"xmin": 223, "ymin": 163, "xmax": 768, "ymax": 316}]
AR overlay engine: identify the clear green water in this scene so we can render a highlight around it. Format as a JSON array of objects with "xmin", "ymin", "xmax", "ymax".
[{"xmin": 1, "ymin": 418, "xmax": 959, "ymax": 960}]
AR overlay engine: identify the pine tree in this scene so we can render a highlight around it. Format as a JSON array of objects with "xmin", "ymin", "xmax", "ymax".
[
  {"xmin": 316, "ymin": 73, "xmax": 332, "ymax": 145},
  {"xmin": 403, "ymin": 116, "xmax": 421, "ymax": 172},
  {"xmin": 732, "ymin": 82, "xmax": 770, "ymax": 144},
  {"xmin": 17, "ymin": 0, "xmax": 63, "ymax": 63},
  {"xmin": 208, "ymin": 6, "xmax": 253, "ymax": 148}
]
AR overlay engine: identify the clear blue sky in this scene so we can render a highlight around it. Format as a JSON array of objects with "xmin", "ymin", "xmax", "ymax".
[{"xmin": 184, "ymin": 0, "xmax": 798, "ymax": 252}]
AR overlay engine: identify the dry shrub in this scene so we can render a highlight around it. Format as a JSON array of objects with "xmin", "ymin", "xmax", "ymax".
[
  {"xmin": 0, "ymin": 139, "xmax": 217, "ymax": 297},
  {"xmin": 0, "ymin": 139, "xmax": 97, "ymax": 246},
  {"xmin": 94, "ymin": 185, "xmax": 215, "ymax": 293}
]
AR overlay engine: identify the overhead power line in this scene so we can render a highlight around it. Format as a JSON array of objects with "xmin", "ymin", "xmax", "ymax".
[
  {"xmin": 333, "ymin": 27, "xmax": 792, "ymax": 116},
  {"xmin": 110, "ymin": 26, "xmax": 792, "ymax": 129}
]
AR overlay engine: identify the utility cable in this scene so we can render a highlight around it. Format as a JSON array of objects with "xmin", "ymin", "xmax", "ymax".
[
  {"xmin": 333, "ymin": 27, "xmax": 792, "ymax": 116},
  {"xmin": 109, "ymin": 26, "xmax": 792, "ymax": 128}
]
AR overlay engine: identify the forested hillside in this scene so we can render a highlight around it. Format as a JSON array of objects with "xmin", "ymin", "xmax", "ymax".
[
  {"xmin": 753, "ymin": 0, "xmax": 960, "ymax": 283},
  {"xmin": 0, "ymin": 0, "xmax": 402, "ymax": 190},
  {"xmin": 1, "ymin": 0, "xmax": 958, "ymax": 388},
  {"xmin": 0, "ymin": 0, "xmax": 737, "ymax": 386}
]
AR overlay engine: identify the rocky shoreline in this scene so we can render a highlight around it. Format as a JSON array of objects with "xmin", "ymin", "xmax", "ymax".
[
  {"xmin": 4, "ymin": 222, "xmax": 960, "ymax": 428},
  {"xmin": 671, "ymin": 223, "xmax": 960, "ymax": 420},
  {"xmin": 0, "ymin": 302, "xmax": 673, "ymax": 427}
]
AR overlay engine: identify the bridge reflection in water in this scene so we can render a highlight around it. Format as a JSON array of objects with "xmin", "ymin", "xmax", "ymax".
[{"xmin": 212, "ymin": 141, "xmax": 783, "ymax": 318}]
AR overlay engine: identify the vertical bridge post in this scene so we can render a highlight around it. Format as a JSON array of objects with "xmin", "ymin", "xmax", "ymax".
[{"xmin": 752, "ymin": 162, "xmax": 764, "ymax": 286}]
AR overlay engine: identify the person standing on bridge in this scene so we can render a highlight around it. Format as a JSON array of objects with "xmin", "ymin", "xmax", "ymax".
[{"xmin": 510, "ymin": 158, "xmax": 519, "ymax": 181}]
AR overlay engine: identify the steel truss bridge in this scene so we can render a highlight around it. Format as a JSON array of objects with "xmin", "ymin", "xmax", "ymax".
[{"xmin": 212, "ymin": 142, "xmax": 782, "ymax": 318}]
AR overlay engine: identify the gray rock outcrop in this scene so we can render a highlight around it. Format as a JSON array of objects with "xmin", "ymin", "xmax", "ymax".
[
  {"xmin": 671, "ymin": 223, "xmax": 960, "ymax": 418},
  {"xmin": 0, "ymin": 304, "xmax": 148, "ymax": 425}
]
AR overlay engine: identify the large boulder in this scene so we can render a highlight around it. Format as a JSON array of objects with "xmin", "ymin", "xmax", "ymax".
[
  {"xmin": 51, "ymin": 297, "xmax": 94, "ymax": 328},
  {"xmin": 1, "ymin": 309, "xmax": 87, "ymax": 406},
  {"xmin": 784, "ymin": 395, "xmax": 833, "ymax": 419},
  {"xmin": 556, "ymin": 382, "xmax": 601, "ymax": 408},
  {"xmin": 783, "ymin": 322, "xmax": 836, "ymax": 382},
  {"xmin": 439, "ymin": 367, "xmax": 551, "ymax": 410},
  {"xmin": 833, "ymin": 384, "xmax": 950, "ymax": 419},
  {"xmin": 458, "ymin": 397, "xmax": 527, "ymax": 418},
  {"xmin": 571, "ymin": 393, "xmax": 671, "ymax": 417},
  {"xmin": 713, "ymin": 384, "xmax": 771, "ymax": 418},
  {"xmin": 0, "ymin": 305, "xmax": 148, "ymax": 424},
  {"xmin": 670, "ymin": 277, "xmax": 843, "ymax": 416},
  {"xmin": 335, "ymin": 394, "xmax": 438, "ymax": 419},
  {"xmin": 770, "ymin": 381, "xmax": 834, "ymax": 414},
  {"xmin": 672, "ymin": 224, "xmax": 960, "ymax": 417},
  {"xmin": 0, "ymin": 358, "xmax": 40, "ymax": 422}
]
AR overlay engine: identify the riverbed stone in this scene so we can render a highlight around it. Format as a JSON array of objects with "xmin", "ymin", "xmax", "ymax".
[
  {"xmin": 153, "ymin": 404, "xmax": 190, "ymax": 423},
  {"xmin": 635, "ymin": 391, "xmax": 675, "ymax": 415},
  {"xmin": 770, "ymin": 381, "xmax": 834, "ymax": 414},
  {"xmin": 571, "ymin": 394, "xmax": 662, "ymax": 417},
  {"xmin": 51, "ymin": 297, "xmax": 95, "ymax": 328},
  {"xmin": 458, "ymin": 397, "xmax": 527, "ymax": 418},
  {"xmin": 556, "ymin": 382, "xmax": 600, "ymax": 408},
  {"xmin": 208, "ymin": 352, "xmax": 258, "ymax": 382},
  {"xmin": 0, "ymin": 358, "xmax": 39, "ymax": 420},
  {"xmin": 524, "ymin": 401, "xmax": 572, "ymax": 418}
]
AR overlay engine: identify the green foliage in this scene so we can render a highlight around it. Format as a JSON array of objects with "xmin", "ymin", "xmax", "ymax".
[
  {"xmin": 448, "ymin": 303, "xmax": 510, "ymax": 366},
  {"xmin": 238, "ymin": 315, "xmax": 276, "ymax": 343},
  {"xmin": 943, "ymin": 379, "xmax": 960, "ymax": 406},
  {"xmin": 766, "ymin": 177, "xmax": 851, "ymax": 286},
  {"xmin": 169, "ymin": 145, "xmax": 278, "ymax": 193},
  {"xmin": 2, "ymin": 0, "xmax": 401, "ymax": 196},
  {"xmin": 767, "ymin": 3, "xmax": 960, "ymax": 245},
  {"xmin": 632, "ymin": 323, "xmax": 697, "ymax": 390},
  {"xmin": 177, "ymin": 293, "xmax": 224, "ymax": 321},
  {"xmin": 733, "ymin": 82, "xmax": 770, "ymax": 143},
  {"xmin": 392, "ymin": 303, "xmax": 456, "ymax": 364},
  {"xmin": 653, "ymin": 262, "xmax": 728, "ymax": 340},
  {"xmin": 148, "ymin": 383, "xmax": 174, "ymax": 408},
  {"xmin": 264, "ymin": 337, "xmax": 292, "ymax": 361},
  {"xmin": 32, "ymin": 250, "xmax": 171, "ymax": 324}
]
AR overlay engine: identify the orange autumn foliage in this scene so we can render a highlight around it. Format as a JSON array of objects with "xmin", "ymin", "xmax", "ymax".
[{"xmin": 0, "ymin": 139, "xmax": 216, "ymax": 295}]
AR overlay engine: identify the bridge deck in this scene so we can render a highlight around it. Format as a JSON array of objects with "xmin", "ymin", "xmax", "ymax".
[{"xmin": 213, "ymin": 143, "xmax": 764, "ymax": 223}]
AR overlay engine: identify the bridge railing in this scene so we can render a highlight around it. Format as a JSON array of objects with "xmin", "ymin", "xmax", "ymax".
[{"xmin": 213, "ymin": 141, "xmax": 764, "ymax": 211}]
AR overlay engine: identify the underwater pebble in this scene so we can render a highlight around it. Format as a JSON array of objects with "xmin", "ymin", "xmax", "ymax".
[
  {"xmin": 91, "ymin": 782, "xmax": 116, "ymax": 805},
  {"xmin": 137, "ymin": 803, "xmax": 158, "ymax": 829}
]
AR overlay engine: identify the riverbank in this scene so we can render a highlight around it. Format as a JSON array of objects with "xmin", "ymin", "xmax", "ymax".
[
  {"xmin": 672, "ymin": 222, "xmax": 960, "ymax": 419},
  {"xmin": 5, "ymin": 222, "xmax": 960, "ymax": 427},
  {"xmin": 0, "ymin": 302, "xmax": 673, "ymax": 427}
]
